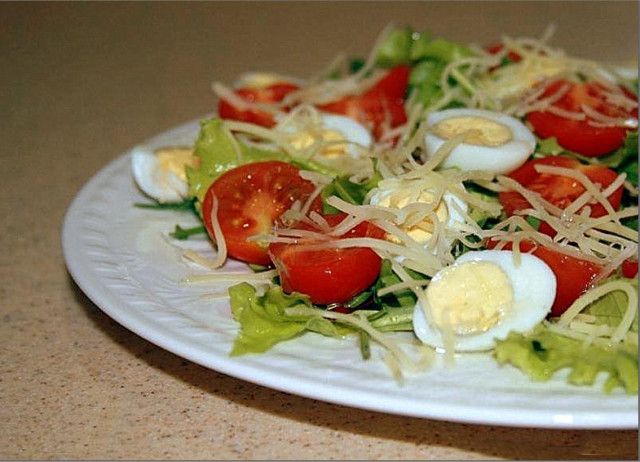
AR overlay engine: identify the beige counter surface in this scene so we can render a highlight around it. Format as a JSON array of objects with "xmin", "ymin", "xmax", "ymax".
[{"xmin": 2, "ymin": 2, "xmax": 638, "ymax": 459}]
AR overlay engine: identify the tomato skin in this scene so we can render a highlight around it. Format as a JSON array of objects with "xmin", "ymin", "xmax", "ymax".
[
  {"xmin": 498, "ymin": 156, "xmax": 623, "ymax": 236},
  {"xmin": 622, "ymin": 259, "xmax": 639, "ymax": 279},
  {"xmin": 526, "ymin": 80, "xmax": 638, "ymax": 157},
  {"xmin": 487, "ymin": 240, "xmax": 602, "ymax": 317},
  {"xmin": 268, "ymin": 214, "xmax": 385, "ymax": 305},
  {"xmin": 218, "ymin": 83, "xmax": 299, "ymax": 127},
  {"xmin": 318, "ymin": 65, "xmax": 410, "ymax": 140},
  {"xmin": 201, "ymin": 161, "xmax": 315, "ymax": 266}
]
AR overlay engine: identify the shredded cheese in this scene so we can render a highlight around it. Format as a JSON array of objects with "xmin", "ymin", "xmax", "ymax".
[
  {"xmin": 179, "ymin": 26, "xmax": 640, "ymax": 383},
  {"xmin": 555, "ymin": 279, "xmax": 638, "ymax": 345}
]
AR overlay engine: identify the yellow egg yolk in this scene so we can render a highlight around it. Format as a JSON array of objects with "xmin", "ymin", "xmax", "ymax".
[
  {"xmin": 289, "ymin": 129, "xmax": 349, "ymax": 157},
  {"xmin": 156, "ymin": 147, "xmax": 199, "ymax": 182},
  {"xmin": 431, "ymin": 116, "xmax": 512, "ymax": 147},
  {"xmin": 239, "ymin": 72, "xmax": 288, "ymax": 89},
  {"xmin": 377, "ymin": 189, "xmax": 449, "ymax": 244},
  {"xmin": 426, "ymin": 260, "xmax": 513, "ymax": 335}
]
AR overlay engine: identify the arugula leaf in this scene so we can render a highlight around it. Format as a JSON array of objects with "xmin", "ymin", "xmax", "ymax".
[
  {"xmin": 134, "ymin": 197, "xmax": 197, "ymax": 212},
  {"xmin": 169, "ymin": 224, "xmax": 207, "ymax": 240}
]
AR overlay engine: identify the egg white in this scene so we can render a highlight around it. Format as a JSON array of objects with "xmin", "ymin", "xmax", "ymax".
[
  {"xmin": 275, "ymin": 111, "xmax": 373, "ymax": 175},
  {"xmin": 424, "ymin": 108, "xmax": 536, "ymax": 175},
  {"xmin": 320, "ymin": 113, "xmax": 373, "ymax": 158},
  {"xmin": 413, "ymin": 250, "xmax": 556, "ymax": 352},
  {"xmin": 131, "ymin": 147, "xmax": 190, "ymax": 203}
]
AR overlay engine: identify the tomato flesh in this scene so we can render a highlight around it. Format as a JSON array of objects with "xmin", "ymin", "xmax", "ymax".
[
  {"xmin": 487, "ymin": 240, "xmax": 602, "ymax": 317},
  {"xmin": 526, "ymin": 79, "xmax": 637, "ymax": 157},
  {"xmin": 218, "ymin": 82, "xmax": 299, "ymax": 127},
  {"xmin": 498, "ymin": 156, "xmax": 623, "ymax": 236},
  {"xmin": 268, "ymin": 214, "xmax": 385, "ymax": 305},
  {"xmin": 622, "ymin": 259, "xmax": 639, "ymax": 279},
  {"xmin": 201, "ymin": 161, "xmax": 315, "ymax": 266},
  {"xmin": 318, "ymin": 65, "xmax": 410, "ymax": 141}
]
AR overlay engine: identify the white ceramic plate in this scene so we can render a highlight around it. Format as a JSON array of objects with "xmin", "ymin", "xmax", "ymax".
[{"xmin": 62, "ymin": 117, "xmax": 638, "ymax": 429}]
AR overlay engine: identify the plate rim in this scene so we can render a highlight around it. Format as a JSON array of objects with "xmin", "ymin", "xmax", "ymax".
[{"xmin": 61, "ymin": 116, "xmax": 639, "ymax": 430}]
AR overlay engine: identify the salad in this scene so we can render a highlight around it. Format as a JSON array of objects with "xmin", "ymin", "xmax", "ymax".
[{"xmin": 132, "ymin": 25, "xmax": 639, "ymax": 394}]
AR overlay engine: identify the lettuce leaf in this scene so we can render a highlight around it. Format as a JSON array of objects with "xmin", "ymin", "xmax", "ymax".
[
  {"xmin": 228, "ymin": 283, "xmax": 348, "ymax": 356},
  {"xmin": 494, "ymin": 325, "xmax": 638, "ymax": 394},
  {"xmin": 186, "ymin": 118, "xmax": 337, "ymax": 207},
  {"xmin": 585, "ymin": 277, "xmax": 638, "ymax": 332},
  {"xmin": 375, "ymin": 27, "xmax": 417, "ymax": 67},
  {"xmin": 536, "ymin": 130, "xmax": 638, "ymax": 187},
  {"xmin": 494, "ymin": 279, "xmax": 639, "ymax": 394},
  {"xmin": 320, "ymin": 172, "xmax": 381, "ymax": 214},
  {"xmin": 227, "ymin": 262, "xmax": 422, "ymax": 356}
]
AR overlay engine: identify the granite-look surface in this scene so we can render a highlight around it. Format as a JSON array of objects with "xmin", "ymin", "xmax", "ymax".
[{"xmin": 2, "ymin": 2, "xmax": 638, "ymax": 459}]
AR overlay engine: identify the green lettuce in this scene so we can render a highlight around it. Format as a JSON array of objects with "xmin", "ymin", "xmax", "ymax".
[
  {"xmin": 494, "ymin": 279, "xmax": 639, "ymax": 394},
  {"xmin": 186, "ymin": 118, "xmax": 336, "ymax": 206},
  {"xmin": 227, "ymin": 260, "xmax": 425, "ymax": 356},
  {"xmin": 375, "ymin": 27, "xmax": 418, "ymax": 67},
  {"xmin": 228, "ymin": 283, "xmax": 347, "ymax": 356},
  {"xmin": 372, "ymin": 27, "xmax": 475, "ymax": 108},
  {"xmin": 320, "ymin": 172, "xmax": 382, "ymax": 214},
  {"xmin": 537, "ymin": 131, "xmax": 639, "ymax": 186}
]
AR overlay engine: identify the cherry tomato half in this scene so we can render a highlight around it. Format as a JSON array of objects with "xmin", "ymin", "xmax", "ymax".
[
  {"xmin": 201, "ymin": 161, "xmax": 315, "ymax": 266},
  {"xmin": 487, "ymin": 240, "xmax": 602, "ymax": 317},
  {"xmin": 268, "ymin": 213, "xmax": 385, "ymax": 305},
  {"xmin": 318, "ymin": 65, "xmax": 410, "ymax": 141},
  {"xmin": 498, "ymin": 156, "xmax": 623, "ymax": 236},
  {"xmin": 218, "ymin": 82, "xmax": 299, "ymax": 128},
  {"xmin": 622, "ymin": 259, "xmax": 639, "ymax": 279},
  {"xmin": 526, "ymin": 79, "xmax": 638, "ymax": 157}
]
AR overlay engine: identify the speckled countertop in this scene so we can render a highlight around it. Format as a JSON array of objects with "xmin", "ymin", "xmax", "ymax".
[{"xmin": 2, "ymin": 2, "xmax": 638, "ymax": 460}]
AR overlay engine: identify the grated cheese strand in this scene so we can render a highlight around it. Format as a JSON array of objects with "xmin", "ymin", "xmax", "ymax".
[
  {"xmin": 284, "ymin": 306, "xmax": 434, "ymax": 376},
  {"xmin": 557, "ymin": 280, "xmax": 638, "ymax": 345}
]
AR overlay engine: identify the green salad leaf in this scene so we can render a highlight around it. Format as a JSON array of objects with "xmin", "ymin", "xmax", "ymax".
[
  {"xmin": 494, "ymin": 278, "xmax": 639, "ymax": 394},
  {"xmin": 227, "ymin": 260, "xmax": 426, "ymax": 356},
  {"xmin": 375, "ymin": 26, "xmax": 417, "ymax": 67},
  {"xmin": 320, "ymin": 172, "xmax": 382, "ymax": 214},
  {"xmin": 372, "ymin": 27, "xmax": 476, "ymax": 108},
  {"xmin": 186, "ymin": 118, "xmax": 336, "ymax": 208},
  {"xmin": 228, "ymin": 283, "xmax": 348, "ymax": 356},
  {"xmin": 494, "ymin": 325, "xmax": 638, "ymax": 394}
]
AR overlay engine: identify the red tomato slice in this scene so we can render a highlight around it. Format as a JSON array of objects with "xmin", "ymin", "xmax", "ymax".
[
  {"xmin": 622, "ymin": 259, "xmax": 639, "ymax": 279},
  {"xmin": 318, "ymin": 65, "xmax": 410, "ymax": 140},
  {"xmin": 201, "ymin": 161, "xmax": 315, "ymax": 266},
  {"xmin": 268, "ymin": 213, "xmax": 385, "ymax": 305},
  {"xmin": 218, "ymin": 82, "xmax": 299, "ymax": 128},
  {"xmin": 526, "ymin": 79, "xmax": 638, "ymax": 157},
  {"xmin": 487, "ymin": 240, "xmax": 602, "ymax": 317},
  {"xmin": 498, "ymin": 156, "xmax": 623, "ymax": 236}
]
